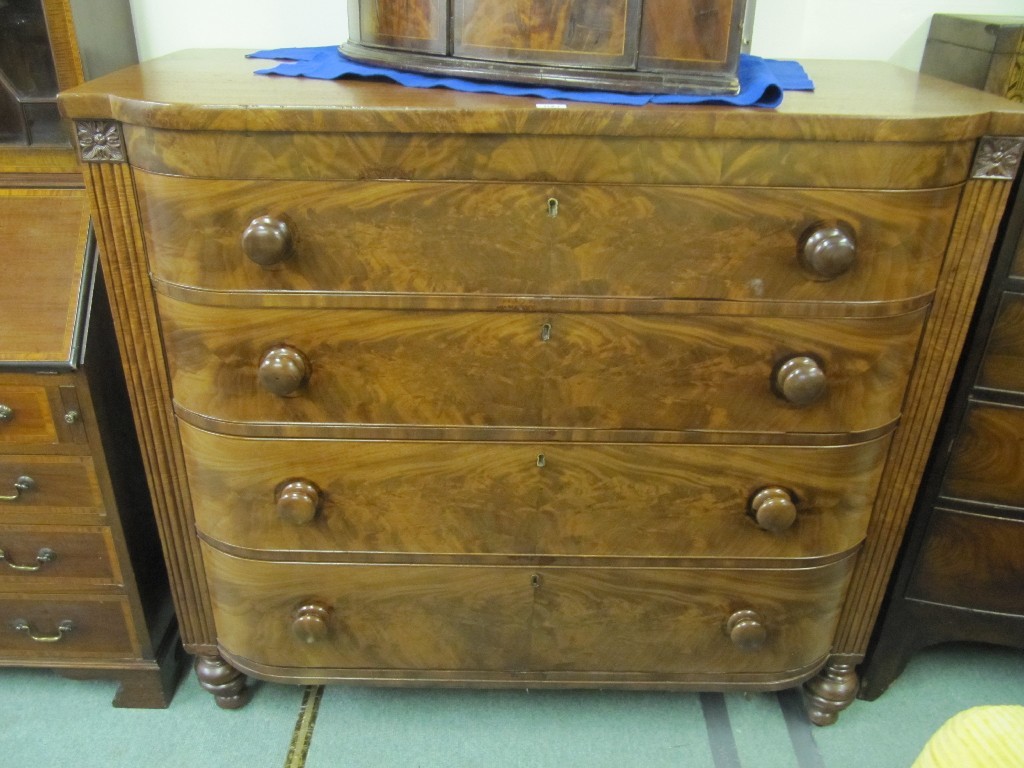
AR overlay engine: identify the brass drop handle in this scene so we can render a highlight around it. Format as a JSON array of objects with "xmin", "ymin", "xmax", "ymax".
[
  {"xmin": 12, "ymin": 618, "xmax": 74, "ymax": 643},
  {"xmin": 258, "ymin": 345, "xmax": 311, "ymax": 397},
  {"xmin": 726, "ymin": 610, "xmax": 767, "ymax": 652},
  {"xmin": 749, "ymin": 487, "xmax": 798, "ymax": 533},
  {"xmin": 291, "ymin": 602, "xmax": 331, "ymax": 644},
  {"xmin": 241, "ymin": 215, "xmax": 293, "ymax": 267},
  {"xmin": 799, "ymin": 224, "xmax": 856, "ymax": 280},
  {"xmin": 0, "ymin": 476, "xmax": 34, "ymax": 502},
  {"xmin": 773, "ymin": 356, "xmax": 826, "ymax": 406},
  {"xmin": 277, "ymin": 480, "xmax": 321, "ymax": 525},
  {"xmin": 0, "ymin": 404, "xmax": 12, "ymax": 422},
  {"xmin": 0, "ymin": 547, "xmax": 56, "ymax": 572}
]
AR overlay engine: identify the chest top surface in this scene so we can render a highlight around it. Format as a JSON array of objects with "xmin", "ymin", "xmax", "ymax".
[{"xmin": 57, "ymin": 49, "xmax": 1024, "ymax": 142}]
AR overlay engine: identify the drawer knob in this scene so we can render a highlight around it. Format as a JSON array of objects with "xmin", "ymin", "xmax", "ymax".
[
  {"xmin": 291, "ymin": 602, "xmax": 331, "ymax": 644},
  {"xmin": 726, "ymin": 610, "xmax": 767, "ymax": 652},
  {"xmin": 277, "ymin": 480, "xmax": 321, "ymax": 525},
  {"xmin": 259, "ymin": 345, "xmax": 310, "ymax": 397},
  {"xmin": 0, "ymin": 475, "xmax": 35, "ymax": 503},
  {"xmin": 0, "ymin": 546, "xmax": 56, "ymax": 572},
  {"xmin": 749, "ymin": 487, "xmax": 798, "ymax": 533},
  {"xmin": 799, "ymin": 224, "xmax": 856, "ymax": 280},
  {"xmin": 773, "ymin": 356, "xmax": 826, "ymax": 406},
  {"xmin": 0, "ymin": 404, "xmax": 12, "ymax": 422},
  {"xmin": 241, "ymin": 215, "xmax": 293, "ymax": 266},
  {"xmin": 11, "ymin": 618, "xmax": 74, "ymax": 643}
]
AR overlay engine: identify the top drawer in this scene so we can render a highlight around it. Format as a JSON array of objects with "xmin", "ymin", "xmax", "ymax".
[
  {"xmin": 0, "ymin": 385, "xmax": 60, "ymax": 448},
  {"xmin": 136, "ymin": 174, "xmax": 957, "ymax": 304}
]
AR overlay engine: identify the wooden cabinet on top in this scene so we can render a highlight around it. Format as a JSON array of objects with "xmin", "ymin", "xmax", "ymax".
[{"xmin": 58, "ymin": 50, "xmax": 1024, "ymax": 724}]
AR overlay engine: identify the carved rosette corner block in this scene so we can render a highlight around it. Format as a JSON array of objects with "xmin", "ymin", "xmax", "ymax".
[
  {"xmin": 801, "ymin": 659, "xmax": 859, "ymax": 726},
  {"xmin": 194, "ymin": 654, "xmax": 252, "ymax": 710},
  {"xmin": 75, "ymin": 120, "xmax": 126, "ymax": 163},
  {"xmin": 971, "ymin": 136, "xmax": 1024, "ymax": 180}
]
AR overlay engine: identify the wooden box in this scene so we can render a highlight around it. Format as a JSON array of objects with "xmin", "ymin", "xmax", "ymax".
[
  {"xmin": 920, "ymin": 14, "xmax": 1024, "ymax": 100},
  {"xmin": 341, "ymin": 0, "xmax": 748, "ymax": 94}
]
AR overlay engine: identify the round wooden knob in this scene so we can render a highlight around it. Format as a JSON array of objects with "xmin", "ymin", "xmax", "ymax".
[
  {"xmin": 277, "ymin": 480, "xmax": 321, "ymax": 525},
  {"xmin": 258, "ymin": 345, "xmax": 310, "ymax": 397},
  {"xmin": 291, "ymin": 602, "xmax": 331, "ymax": 644},
  {"xmin": 727, "ymin": 610, "xmax": 767, "ymax": 651},
  {"xmin": 749, "ymin": 487, "xmax": 798, "ymax": 533},
  {"xmin": 241, "ymin": 215, "xmax": 293, "ymax": 267},
  {"xmin": 799, "ymin": 224, "xmax": 856, "ymax": 280},
  {"xmin": 774, "ymin": 355, "xmax": 826, "ymax": 406}
]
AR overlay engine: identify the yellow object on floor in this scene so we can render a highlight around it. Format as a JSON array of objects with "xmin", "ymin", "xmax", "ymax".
[{"xmin": 913, "ymin": 706, "xmax": 1024, "ymax": 767}]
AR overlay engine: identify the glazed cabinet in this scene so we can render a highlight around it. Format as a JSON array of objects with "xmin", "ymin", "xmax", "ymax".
[
  {"xmin": 0, "ymin": 0, "xmax": 180, "ymax": 706},
  {"xmin": 57, "ymin": 50, "xmax": 1024, "ymax": 723}
]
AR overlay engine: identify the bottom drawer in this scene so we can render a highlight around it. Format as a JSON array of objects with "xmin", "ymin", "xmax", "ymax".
[
  {"xmin": 0, "ymin": 595, "xmax": 139, "ymax": 660},
  {"xmin": 205, "ymin": 544, "xmax": 856, "ymax": 683},
  {"xmin": 907, "ymin": 507, "xmax": 1024, "ymax": 615}
]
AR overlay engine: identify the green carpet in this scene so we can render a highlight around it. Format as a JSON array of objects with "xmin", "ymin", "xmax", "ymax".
[{"xmin": 1, "ymin": 643, "xmax": 1021, "ymax": 767}]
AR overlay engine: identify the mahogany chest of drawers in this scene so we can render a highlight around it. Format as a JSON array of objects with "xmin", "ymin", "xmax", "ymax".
[{"xmin": 59, "ymin": 50, "xmax": 1024, "ymax": 724}]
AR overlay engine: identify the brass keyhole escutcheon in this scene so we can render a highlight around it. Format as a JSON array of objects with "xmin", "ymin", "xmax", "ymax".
[
  {"xmin": 547, "ymin": 198, "xmax": 559, "ymax": 217},
  {"xmin": 540, "ymin": 322, "xmax": 552, "ymax": 342}
]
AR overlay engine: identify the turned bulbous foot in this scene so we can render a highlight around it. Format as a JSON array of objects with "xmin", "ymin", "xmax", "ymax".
[
  {"xmin": 194, "ymin": 653, "xmax": 252, "ymax": 709},
  {"xmin": 802, "ymin": 659, "xmax": 859, "ymax": 726}
]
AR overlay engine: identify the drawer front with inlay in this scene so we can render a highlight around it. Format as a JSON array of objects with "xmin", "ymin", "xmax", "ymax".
[
  {"xmin": 0, "ymin": 385, "xmax": 59, "ymax": 447},
  {"xmin": 205, "ymin": 545, "xmax": 856, "ymax": 678},
  {"xmin": 137, "ymin": 174, "xmax": 956, "ymax": 304},
  {"xmin": 0, "ymin": 525, "xmax": 120, "ymax": 589},
  {"xmin": 160, "ymin": 300, "xmax": 926, "ymax": 436},
  {"xmin": 0, "ymin": 595, "xmax": 138, "ymax": 660},
  {"xmin": 0, "ymin": 455, "xmax": 105, "ymax": 524},
  {"xmin": 183, "ymin": 423, "xmax": 891, "ymax": 560}
]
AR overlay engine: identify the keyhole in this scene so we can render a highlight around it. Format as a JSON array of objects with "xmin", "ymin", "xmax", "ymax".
[
  {"xmin": 540, "ymin": 323, "xmax": 552, "ymax": 342},
  {"xmin": 536, "ymin": 453, "xmax": 546, "ymax": 468},
  {"xmin": 531, "ymin": 574, "xmax": 542, "ymax": 589},
  {"xmin": 547, "ymin": 198, "xmax": 559, "ymax": 217}
]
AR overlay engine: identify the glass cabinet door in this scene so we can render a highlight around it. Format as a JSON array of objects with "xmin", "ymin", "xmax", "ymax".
[{"xmin": 0, "ymin": 0, "xmax": 65, "ymax": 146}]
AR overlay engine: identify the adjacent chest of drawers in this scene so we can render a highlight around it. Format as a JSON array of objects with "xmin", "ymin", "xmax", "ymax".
[
  {"xmin": 860, "ymin": 165, "xmax": 1024, "ymax": 700},
  {"xmin": 0, "ymin": 188, "xmax": 180, "ymax": 706},
  {"xmin": 59, "ymin": 51, "xmax": 1024, "ymax": 724}
]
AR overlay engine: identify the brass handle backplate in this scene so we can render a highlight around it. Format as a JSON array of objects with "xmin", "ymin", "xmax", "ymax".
[
  {"xmin": 12, "ymin": 618, "xmax": 74, "ymax": 643},
  {"xmin": 0, "ymin": 476, "xmax": 35, "ymax": 502},
  {"xmin": 0, "ymin": 547, "xmax": 56, "ymax": 572}
]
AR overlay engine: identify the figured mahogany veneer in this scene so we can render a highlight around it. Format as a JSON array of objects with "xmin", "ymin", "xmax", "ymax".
[{"xmin": 58, "ymin": 50, "xmax": 1024, "ymax": 722}]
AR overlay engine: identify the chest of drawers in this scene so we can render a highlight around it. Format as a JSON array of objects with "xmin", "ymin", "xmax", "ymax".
[
  {"xmin": 0, "ymin": 188, "xmax": 180, "ymax": 706},
  {"xmin": 59, "ymin": 51, "xmax": 1024, "ymax": 724}
]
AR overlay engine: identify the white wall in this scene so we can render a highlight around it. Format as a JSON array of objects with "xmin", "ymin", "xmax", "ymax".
[{"xmin": 127, "ymin": 0, "xmax": 1024, "ymax": 71}]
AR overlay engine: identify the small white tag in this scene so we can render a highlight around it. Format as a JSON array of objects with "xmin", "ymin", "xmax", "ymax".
[{"xmin": 535, "ymin": 103, "xmax": 568, "ymax": 109}]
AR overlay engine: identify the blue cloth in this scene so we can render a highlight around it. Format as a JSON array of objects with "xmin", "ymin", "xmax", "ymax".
[{"xmin": 248, "ymin": 46, "xmax": 813, "ymax": 108}]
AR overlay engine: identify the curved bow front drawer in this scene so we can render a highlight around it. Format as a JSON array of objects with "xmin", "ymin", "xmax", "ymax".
[
  {"xmin": 159, "ymin": 298, "xmax": 925, "ymax": 436},
  {"xmin": 136, "ymin": 173, "xmax": 956, "ymax": 304},
  {"xmin": 204, "ymin": 544, "xmax": 856, "ymax": 683},
  {"xmin": 183, "ymin": 423, "xmax": 891, "ymax": 560}
]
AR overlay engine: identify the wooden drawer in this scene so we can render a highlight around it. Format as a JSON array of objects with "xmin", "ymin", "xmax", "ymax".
[
  {"xmin": 204, "ymin": 545, "xmax": 855, "ymax": 679},
  {"xmin": 907, "ymin": 508, "xmax": 1024, "ymax": 615},
  {"xmin": 183, "ymin": 423, "xmax": 891, "ymax": 560},
  {"xmin": 160, "ymin": 299, "xmax": 925, "ymax": 436},
  {"xmin": 0, "ymin": 594, "xmax": 139, "ymax": 660},
  {"xmin": 137, "ymin": 174, "xmax": 956, "ymax": 304},
  {"xmin": 976, "ymin": 292, "xmax": 1024, "ymax": 394},
  {"xmin": 0, "ymin": 525, "xmax": 120, "ymax": 589},
  {"xmin": 0, "ymin": 455, "xmax": 105, "ymax": 524},
  {"xmin": 942, "ymin": 402, "xmax": 1024, "ymax": 507},
  {"xmin": 0, "ymin": 385, "xmax": 60, "ymax": 447}
]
